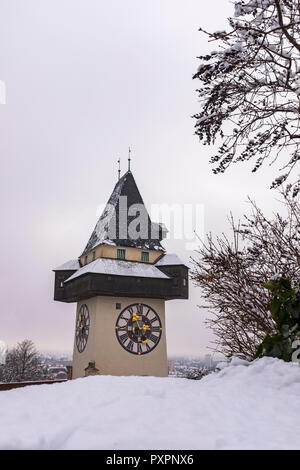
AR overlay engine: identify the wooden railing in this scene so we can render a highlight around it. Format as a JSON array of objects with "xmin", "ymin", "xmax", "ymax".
[{"xmin": 0, "ymin": 379, "xmax": 67, "ymax": 392}]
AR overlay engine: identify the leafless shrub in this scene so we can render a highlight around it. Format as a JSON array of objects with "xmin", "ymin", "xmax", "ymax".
[{"xmin": 191, "ymin": 190, "xmax": 300, "ymax": 358}]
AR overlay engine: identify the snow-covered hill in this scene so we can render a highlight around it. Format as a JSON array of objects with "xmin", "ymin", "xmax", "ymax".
[{"xmin": 1, "ymin": 357, "xmax": 300, "ymax": 450}]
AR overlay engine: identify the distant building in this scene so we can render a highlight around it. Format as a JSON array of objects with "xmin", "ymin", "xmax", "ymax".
[
  {"xmin": 48, "ymin": 366, "xmax": 67, "ymax": 380},
  {"xmin": 168, "ymin": 360, "xmax": 175, "ymax": 375},
  {"xmin": 204, "ymin": 354, "xmax": 212, "ymax": 369}
]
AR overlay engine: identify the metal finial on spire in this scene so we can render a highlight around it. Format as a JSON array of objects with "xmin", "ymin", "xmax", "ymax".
[
  {"xmin": 128, "ymin": 146, "xmax": 131, "ymax": 172},
  {"xmin": 117, "ymin": 158, "xmax": 121, "ymax": 181}
]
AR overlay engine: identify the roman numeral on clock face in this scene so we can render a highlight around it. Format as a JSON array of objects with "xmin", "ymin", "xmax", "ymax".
[
  {"xmin": 119, "ymin": 333, "xmax": 127, "ymax": 344},
  {"xmin": 127, "ymin": 340, "xmax": 134, "ymax": 352},
  {"xmin": 137, "ymin": 304, "xmax": 143, "ymax": 315},
  {"xmin": 150, "ymin": 334, "xmax": 158, "ymax": 343},
  {"xmin": 152, "ymin": 326, "xmax": 161, "ymax": 333},
  {"xmin": 120, "ymin": 314, "xmax": 130, "ymax": 321}
]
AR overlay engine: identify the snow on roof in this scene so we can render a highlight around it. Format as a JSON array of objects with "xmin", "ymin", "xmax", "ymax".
[
  {"xmin": 155, "ymin": 253, "xmax": 186, "ymax": 266},
  {"xmin": 53, "ymin": 259, "xmax": 80, "ymax": 271},
  {"xmin": 65, "ymin": 257, "xmax": 170, "ymax": 282}
]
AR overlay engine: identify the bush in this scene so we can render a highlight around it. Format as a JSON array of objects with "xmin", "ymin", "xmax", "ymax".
[
  {"xmin": 185, "ymin": 367, "xmax": 210, "ymax": 380},
  {"xmin": 255, "ymin": 278, "xmax": 300, "ymax": 362}
]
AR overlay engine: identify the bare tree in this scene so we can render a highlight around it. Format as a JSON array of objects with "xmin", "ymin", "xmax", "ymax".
[
  {"xmin": 4, "ymin": 339, "xmax": 43, "ymax": 382},
  {"xmin": 191, "ymin": 191, "xmax": 300, "ymax": 358},
  {"xmin": 193, "ymin": 0, "xmax": 300, "ymax": 195}
]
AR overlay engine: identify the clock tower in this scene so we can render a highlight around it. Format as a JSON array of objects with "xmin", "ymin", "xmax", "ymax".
[{"xmin": 53, "ymin": 168, "xmax": 188, "ymax": 378}]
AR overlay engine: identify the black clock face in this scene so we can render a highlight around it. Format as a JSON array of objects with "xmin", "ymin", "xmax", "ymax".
[
  {"xmin": 76, "ymin": 304, "xmax": 90, "ymax": 353},
  {"xmin": 115, "ymin": 303, "xmax": 162, "ymax": 355}
]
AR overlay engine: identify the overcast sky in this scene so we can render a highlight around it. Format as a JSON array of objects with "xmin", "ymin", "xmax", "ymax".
[{"xmin": 0, "ymin": 0, "xmax": 286, "ymax": 358}]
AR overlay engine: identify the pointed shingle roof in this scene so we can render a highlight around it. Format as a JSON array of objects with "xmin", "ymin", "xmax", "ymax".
[{"xmin": 81, "ymin": 171, "xmax": 165, "ymax": 255}]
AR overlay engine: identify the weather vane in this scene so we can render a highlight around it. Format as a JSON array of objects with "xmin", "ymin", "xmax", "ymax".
[
  {"xmin": 117, "ymin": 158, "xmax": 121, "ymax": 181},
  {"xmin": 128, "ymin": 146, "xmax": 131, "ymax": 172}
]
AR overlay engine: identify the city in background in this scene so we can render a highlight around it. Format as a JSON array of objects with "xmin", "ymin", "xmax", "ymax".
[{"xmin": 0, "ymin": 345, "xmax": 223, "ymax": 382}]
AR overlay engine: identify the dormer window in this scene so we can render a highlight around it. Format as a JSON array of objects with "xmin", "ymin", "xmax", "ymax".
[
  {"xmin": 117, "ymin": 249, "xmax": 126, "ymax": 260},
  {"xmin": 84, "ymin": 255, "xmax": 88, "ymax": 265},
  {"xmin": 141, "ymin": 251, "xmax": 149, "ymax": 262},
  {"xmin": 92, "ymin": 251, "xmax": 96, "ymax": 261}
]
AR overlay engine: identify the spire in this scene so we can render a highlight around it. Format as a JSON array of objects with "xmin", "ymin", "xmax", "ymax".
[
  {"xmin": 81, "ymin": 171, "xmax": 164, "ymax": 255},
  {"xmin": 117, "ymin": 158, "xmax": 121, "ymax": 181},
  {"xmin": 128, "ymin": 146, "xmax": 131, "ymax": 172}
]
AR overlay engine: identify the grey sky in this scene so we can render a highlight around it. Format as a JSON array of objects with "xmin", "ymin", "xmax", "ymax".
[{"xmin": 0, "ymin": 0, "xmax": 285, "ymax": 357}]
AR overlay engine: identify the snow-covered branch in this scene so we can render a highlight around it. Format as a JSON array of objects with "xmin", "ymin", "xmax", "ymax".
[{"xmin": 194, "ymin": 0, "xmax": 300, "ymax": 195}]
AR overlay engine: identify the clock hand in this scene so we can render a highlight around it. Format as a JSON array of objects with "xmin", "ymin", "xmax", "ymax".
[{"xmin": 132, "ymin": 312, "xmax": 143, "ymax": 330}]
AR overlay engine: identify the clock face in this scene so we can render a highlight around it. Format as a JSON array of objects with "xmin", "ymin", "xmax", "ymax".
[
  {"xmin": 76, "ymin": 304, "xmax": 90, "ymax": 353},
  {"xmin": 115, "ymin": 303, "xmax": 162, "ymax": 355}
]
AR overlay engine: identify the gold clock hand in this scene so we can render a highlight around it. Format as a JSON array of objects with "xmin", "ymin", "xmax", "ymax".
[{"xmin": 132, "ymin": 312, "xmax": 143, "ymax": 330}]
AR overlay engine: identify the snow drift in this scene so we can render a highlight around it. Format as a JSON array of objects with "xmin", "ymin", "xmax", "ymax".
[{"xmin": 0, "ymin": 357, "xmax": 300, "ymax": 450}]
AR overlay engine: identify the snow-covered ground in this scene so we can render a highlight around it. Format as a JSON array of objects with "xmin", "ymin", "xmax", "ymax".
[{"xmin": 1, "ymin": 357, "xmax": 300, "ymax": 450}]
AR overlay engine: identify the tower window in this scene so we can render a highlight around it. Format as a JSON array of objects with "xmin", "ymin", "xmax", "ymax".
[
  {"xmin": 117, "ymin": 249, "xmax": 126, "ymax": 260},
  {"xmin": 141, "ymin": 251, "xmax": 149, "ymax": 262},
  {"xmin": 84, "ymin": 255, "xmax": 88, "ymax": 265},
  {"xmin": 92, "ymin": 251, "xmax": 96, "ymax": 261}
]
